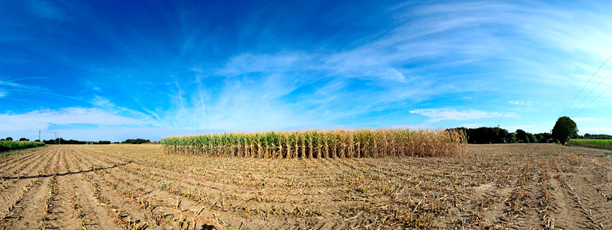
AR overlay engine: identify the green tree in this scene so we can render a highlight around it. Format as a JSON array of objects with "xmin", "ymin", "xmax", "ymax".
[
  {"xmin": 515, "ymin": 129, "xmax": 529, "ymax": 143},
  {"xmin": 122, "ymin": 138, "xmax": 150, "ymax": 144},
  {"xmin": 552, "ymin": 116, "xmax": 578, "ymax": 145},
  {"xmin": 506, "ymin": 133, "xmax": 517, "ymax": 143},
  {"xmin": 528, "ymin": 134, "xmax": 537, "ymax": 143}
]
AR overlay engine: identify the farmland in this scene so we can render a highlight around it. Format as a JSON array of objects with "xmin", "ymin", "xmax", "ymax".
[
  {"xmin": 0, "ymin": 141, "xmax": 45, "ymax": 152},
  {"xmin": 161, "ymin": 128, "xmax": 467, "ymax": 158},
  {"xmin": 0, "ymin": 144, "xmax": 611, "ymax": 229},
  {"xmin": 568, "ymin": 139, "xmax": 612, "ymax": 151}
]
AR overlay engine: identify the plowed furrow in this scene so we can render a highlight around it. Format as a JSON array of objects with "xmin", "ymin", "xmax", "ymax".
[
  {"xmin": 0, "ymin": 148, "xmax": 50, "ymax": 178},
  {"xmin": 78, "ymin": 149, "xmax": 223, "ymax": 228},
  {"xmin": 110, "ymin": 158, "xmax": 367, "ymax": 228},
  {"xmin": 70, "ymin": 147, "xmax": 163, "ymax": 229},
  {"xmin": 44, "ymin": 148, "xmax": 83, "ymax": 229},
  {"xmin": 0, "ymin": 147, "xmax": 56, "ymax": 214},
  {"xmin": 0, "ymin": 147, "xmax": 59, "ymax": 229},
  {"xmin": 65, "ymin": 146, "xmax": 125, "ymax": 166},
  {"xmin": 0, "ymin": 150, "xmax": 39, "ymax": 171},
  {"xmin": 579, "ymin": 166, "xmax": 612, "ymax": 229},
  {"xmin": 65, "ymin": 147, "xmax": 121, "ymax": 230},
  {"xmin": 102, "ymin": 170, "xmax": 227, "ymax": 229},
  {"xmin": 106, "ymin": 165, "xmax": 248, "ymax": 228},
  {"xmin": 111, "ymin": 153, "xmax": 297, "ymax": 198},
  {"xmin": 78, "ymin": 147, "xmax": 127, "ymax": 165},
  {"xmin": 88, "ymin": 147, "xmax": 392, "ymax": 228},
  {"xmin": 87, "ymin": 166, "xmax": 169, "ymax": 229},
  {"xmin": 559, "ymin": 175, "xmax": 599, "ymax": 229},
  {"xmin": 0, "ymin": 152, "xmax": 48, "ymax": 196},
  {"xmin": 81, "ymin": 148, "xmax": 289, "ymax": 229}
]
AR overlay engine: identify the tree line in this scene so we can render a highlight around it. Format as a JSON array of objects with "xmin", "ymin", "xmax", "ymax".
[
  {"xmin": 449, "ymin": 116, "xmax": 599, "ymax": 145},
  {"xmin": 42, "ymin": 138, "xmax": 112, "ymax": 144},
  {"xmin": 447, "ymin": 127, "xmax": 555, "ymax": 144},
  {"xmin": 1, "ymin": 137, "xmax": 151, "ymax": 145},
  {"xmin": 121, "ymin": 138, "xmax": 151, "ymax": 144},
  {"xmin": 41, "ymin": 138, "xmax": 151, "ymax": 144},
  {"xmin": 584, "ymin": 134, "xmax": 612, "ymax": 139},
  {"xmin": 1, "ymin": 137, "xmax": 38, "ymax": 142}
]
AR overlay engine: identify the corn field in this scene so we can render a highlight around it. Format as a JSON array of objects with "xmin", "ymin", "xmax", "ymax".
[
  {"xmin": 568, "ymin": 139, "xmax": 612, "ymax": 151},
  {"xmin": 161, "ymin": 128, "xmax": 467, "ymax": 158},
  {"xmin": 0, "ymin": 140, "xmax": 45, "ymax": 152}
]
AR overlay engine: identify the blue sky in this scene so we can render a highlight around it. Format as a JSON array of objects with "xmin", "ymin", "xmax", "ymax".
[{"xmin": 1, "ymin": 0, "xmax": 612, "ymax": 141}]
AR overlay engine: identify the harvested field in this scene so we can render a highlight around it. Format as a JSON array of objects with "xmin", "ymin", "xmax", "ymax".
[{"xmin": 0, "ymin": 144, "xmax": 611, "ymax": 229}]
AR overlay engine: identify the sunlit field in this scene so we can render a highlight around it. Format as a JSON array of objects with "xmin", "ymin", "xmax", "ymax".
[
  {"xmin": 1, "ymin": 144, "xmax": 611, "ymax": 229},
  {"xmin": 568, "ymin": 139, "xmax": 612, "ymax": 151},
  {"xmin": 0, "ymin": 141, "xmax": 45, "ymax": 152},
  {"xmin": 161, "ymin": 128, "xmax": 467, "ymax": 158}
]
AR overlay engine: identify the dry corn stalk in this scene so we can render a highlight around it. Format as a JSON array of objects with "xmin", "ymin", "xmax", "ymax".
[{"xmin": 161, "ymin": 128, "xmax": 467, "ymax": 158}]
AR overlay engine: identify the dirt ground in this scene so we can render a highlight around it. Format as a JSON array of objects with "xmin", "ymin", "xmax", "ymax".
[{"xmin": 0, "ymin": 144, "xmax": 611, "ymax": 229}]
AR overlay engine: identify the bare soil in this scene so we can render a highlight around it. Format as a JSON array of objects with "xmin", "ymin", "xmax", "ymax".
[
  {"xmin": 0, "ymin": 145, "xmax": 47, "ymax": 156},
  {"xmin": 0, "ymin": 143, "xmax": 610, "ymax": 229}
]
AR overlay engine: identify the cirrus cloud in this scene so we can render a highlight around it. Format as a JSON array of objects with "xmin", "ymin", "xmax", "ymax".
[
  {"xmin": 575, "ymin": 117, "xmax": 612, "ymax": 122},
  {"xmin": 410, "ymin": 108, "xmax": 515, "ymax": 123},
  {"xmin": 0, "ymin": 107, "xmax": 150, "ymax": 132}
]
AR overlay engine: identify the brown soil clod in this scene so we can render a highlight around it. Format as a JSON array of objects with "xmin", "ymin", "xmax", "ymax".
[{"xmin": 0, "ymin": 144, "xmax": 611, "ymax": 229}]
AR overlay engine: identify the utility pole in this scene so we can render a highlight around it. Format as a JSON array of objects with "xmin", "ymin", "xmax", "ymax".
[
  {"xmin": 54, "ymin": 132, "xmax": 58, "ymax": 145},
  {"xmin": 39, "ymin": 130, "xmax": 41, "ymax": 142}
]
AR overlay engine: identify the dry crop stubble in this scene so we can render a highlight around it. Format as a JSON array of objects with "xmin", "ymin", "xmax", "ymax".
[
  {"xmin": 76, "ymin": 143, "xmax": 612, "ymax": 228},
  {"xmin": 2, "ymin": 143, "xmax": 612, "ymax": 229}
]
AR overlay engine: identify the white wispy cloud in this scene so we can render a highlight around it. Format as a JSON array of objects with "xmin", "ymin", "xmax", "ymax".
[
  {"xmin": 42, "ymin": 127, "xmax": 225, "ymax": 142},
  {"xmin": 215, "ymin": 53, "xmax": 307, "ymax": 77},
  {"xmin": 2, "ymin": 126, "xmax": 229, "ymax": 142},
  {"xmin": 0, "ymin": 107, "xmax": 149, "ymax": 132},
  {"xmin": 76, "ymin": 1, "xmax": 612, "ymax": 134},
  {"xmin": 43, "ymin": 108, "xmax": 149, "ymax": 125},
  {"xmin": 212, "ymin": 3, "xmax": 516, "ymax": 84},
  {"xmin": 91, "ymin": 96, "xmax": 159, "ymax": 124},
  {"xmin": 509, "ymin": 101, "xmax": 532, "ymax": 106},
  {"xmin": 4, "ymin": 0, "xmax": 612, "ymax": 141},
  {"xmin": 460, "ymin": 123, "xmax": 483, "ymax": 128},
  {"xmin": 161, "ymin": 75, "xmax": 317, "ymax": 131},
  {"xmin": 410, "ymin": 108, "xmax": 515, "ymax": 123},
  {"xmin": 574, "ymin": 117, "xmax": 611, "ymax": 122}
]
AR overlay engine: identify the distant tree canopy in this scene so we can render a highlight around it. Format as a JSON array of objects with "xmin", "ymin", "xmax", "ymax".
[
  {"xmin": 19, "ymin": 138, "xmax": 29, "ymax": 141},
  {"xmin": 448, "ymin": 127, "xmax": 506, "ymax": 143},
  {"xmin": 5, "ymin": 137, "xmax": 13, "ymax": 141},
  {"xmin": 448, "ymin": 127, "xmax": 556, "ymax": 144},
  {"xmin": 42, "ymin": 138, "xmax": 112, "ymax": 145},
  {"xmin": 583, "ymin": 133, "xmax": 612, "ymax": 139},
  {"xmin": 515, "ymin": 129, "xmax": 530, "ymax": 143},
  {"xmin": 552, "ymin": 116, "xmax": 578, "ymax": 145},
  {"xmin": 535, "ymin": 133, "xmax": 553, "ymax": 143},
  {"xmin": 122, "ymin": 138, "xmax": 150, "ymax": 144},
  {"xmin": 506, "ymin": 132, "xmax": 517, "ymax": 143}
]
